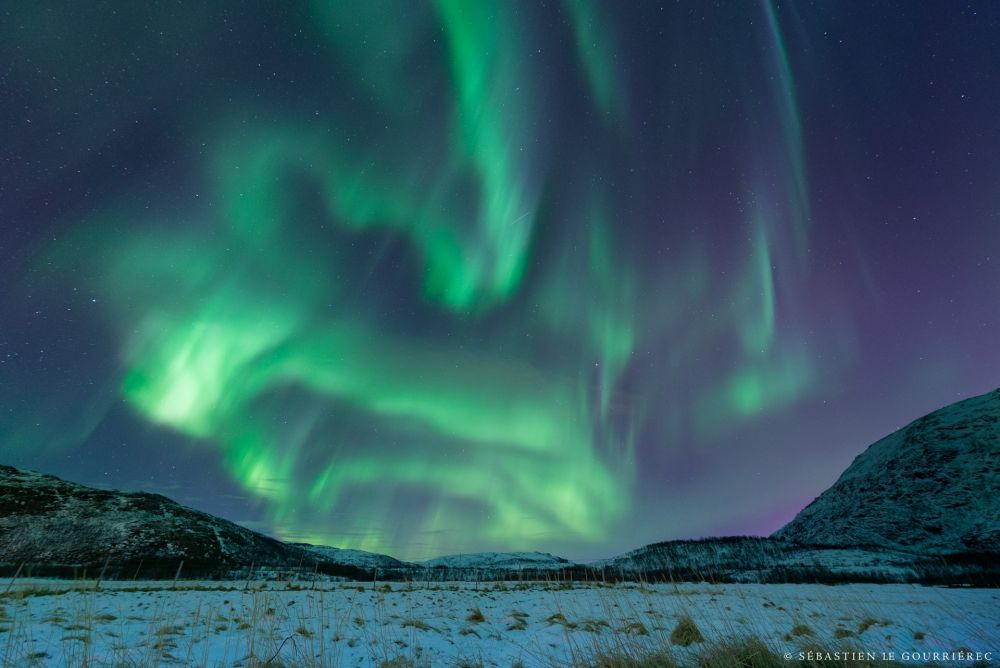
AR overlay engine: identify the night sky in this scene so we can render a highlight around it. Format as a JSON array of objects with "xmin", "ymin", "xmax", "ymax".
[{"xmin": 1, "ymin": 2, "xmax": 998, "ymax": 561}]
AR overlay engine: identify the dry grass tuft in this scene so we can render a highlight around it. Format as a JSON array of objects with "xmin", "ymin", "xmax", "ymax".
[
  {"xmin": 619, "ymin": 621, "xmax": 648, "ymax": 636},
  {"xmin": 857, "ymin": 618, "xmax": 879, "ymax": 634},
  {"xmin": 547, "ymin": 612, "xmax": 569, "ymax": 625},
  {"xmin": 507, "ymin": 610, "xmax": 529, "ymax": 630},
  {"xmin": 697, "ymin": 637, "xmax": 783, "ymax": 668},
  {"xmin": 401, "ymin": 617, "xmax": 434, "ymax": 631},
  {"xmin": 379, "ymin": 657, "xmax": 415, "ymax": 668},
  {"xmin": 580, "ymin": 618, "xmax": 611, "ymax": 633},
  {"xmin": 586, "ymin": 650, "xmax": 678, "ymax": 668},
  {"xmin": 790, "ymin": 623, "xmax": 814, "ymax": 637},
  {"xmin": 669, "ymin": 616, "xmax": 703, "ymax": 646}
]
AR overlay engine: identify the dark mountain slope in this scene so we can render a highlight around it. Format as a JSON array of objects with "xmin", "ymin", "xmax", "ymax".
[
  {"xmin": 774, "ymin": 388, "xmax": 1000, "ymax": 552},
  {"xmin": 0, "ymin": 464, "xmax": 305, "ymax": 570}
]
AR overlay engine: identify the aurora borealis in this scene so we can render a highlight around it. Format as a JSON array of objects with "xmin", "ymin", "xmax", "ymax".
[{"xmin": 1, "ymin": 2, "xmax": 998, "ymax": 560}]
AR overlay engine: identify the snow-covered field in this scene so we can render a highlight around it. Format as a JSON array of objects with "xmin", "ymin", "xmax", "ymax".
[{"xmin": 1, "ymin": 579, "xmax": 997, "ymax": 666}]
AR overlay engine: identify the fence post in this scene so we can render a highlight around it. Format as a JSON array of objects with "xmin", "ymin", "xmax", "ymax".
[
  {"xmin": 4, "ymin": 562, "xmax": 24, "ymax": 594},
  {"xmin": 95, "ymin": 555, "xmax": 111, "ymax": 590},
  {"xmin": 244, "ymin": 561, "xmax": 255, "ymax": 591},
  {"xmin": 173, "ymin": 560, "xmax": 184, "ymax": 589}
]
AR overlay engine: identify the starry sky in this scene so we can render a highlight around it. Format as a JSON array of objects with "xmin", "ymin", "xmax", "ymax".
[{"xmin": 1, "ymin": 2, "xmax": 998, "ymax": 561}]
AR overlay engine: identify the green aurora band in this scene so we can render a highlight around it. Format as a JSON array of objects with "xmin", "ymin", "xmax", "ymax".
[{"xmin": 18, "ymin": 0, "xmax": 830, "ymax": 558}]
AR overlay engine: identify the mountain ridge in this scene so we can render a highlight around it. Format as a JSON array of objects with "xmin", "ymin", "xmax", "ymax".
[{"xmin": 2, "ymin": 389, "xmax": 998, "ymax": 580}]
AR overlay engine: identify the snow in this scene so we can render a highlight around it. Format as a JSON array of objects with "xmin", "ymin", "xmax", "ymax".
[{"xmin": 1, "ymin": 579, "xmax": 996, "ymax": 666}]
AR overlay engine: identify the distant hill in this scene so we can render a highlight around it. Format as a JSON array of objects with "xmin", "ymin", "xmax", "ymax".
[
  {"xmin": 290, "ymin": 543, "xmax": 410, "ymax": 570},
  {"xmin": 774, "ymin": 388, "xmax": 1000, "ymax": 552},
  {"xmin": 420, "ymin": 551, "xmax": 574, "ymax": 571}
]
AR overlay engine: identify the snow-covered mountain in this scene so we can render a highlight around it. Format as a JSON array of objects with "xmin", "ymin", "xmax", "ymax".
[
  {"xmin": 419, "ymin": 551, "xmax": 575, "ymax": 571},
  {"xmin": 290, "ymin": 543, "xmax": 409, "ymax": 570},
  {"xmin": 775, "ymin": 388, "xmax": 1000, "ymax": 552},
  {"xmin": 0, "ymin": 464, "xmax": 302, "ymax": 570}
]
